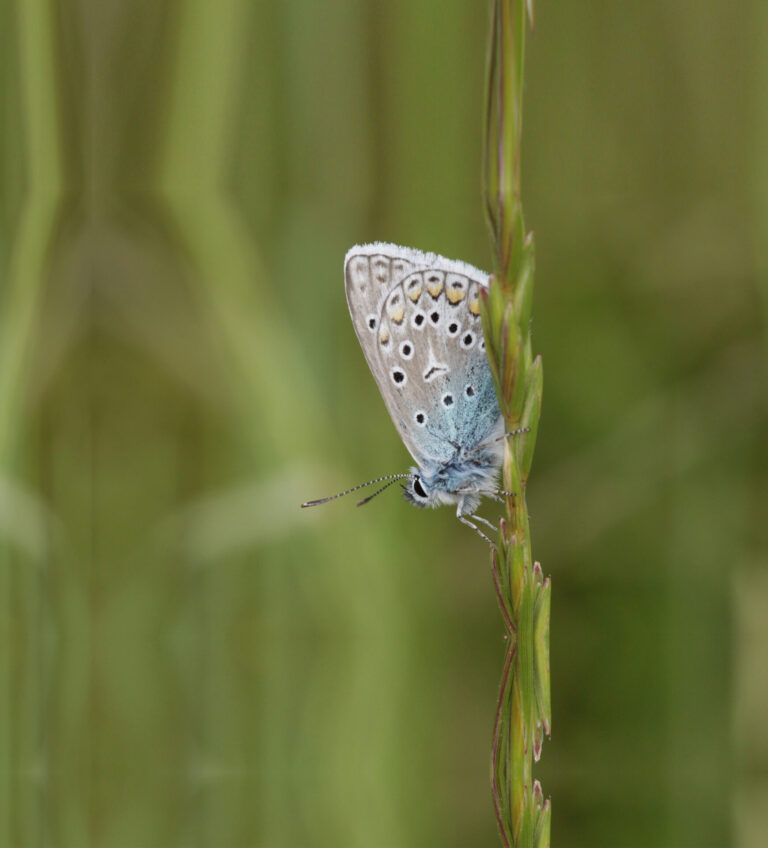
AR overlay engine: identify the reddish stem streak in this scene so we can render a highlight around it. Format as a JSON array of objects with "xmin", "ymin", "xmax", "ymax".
[{"xmin": 492, "ymin": 640, "xmax": 516, "ymax": 848}]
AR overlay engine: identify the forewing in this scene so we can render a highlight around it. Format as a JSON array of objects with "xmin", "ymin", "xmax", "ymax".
[
  {"xmin": 345, "ymin": 243, "xmax": 500, "ymax": 468},
  {"xmin": 345, "ymin": 244, "xmax": 419, "ymax": 412}
]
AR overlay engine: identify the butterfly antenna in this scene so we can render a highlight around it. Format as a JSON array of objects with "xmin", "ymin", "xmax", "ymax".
[
  {"xmin": 301, "ymin": 473, "xmax": 412, "ymax": 508},
  {"xmin": 356, "ymin": 477, "xmax": 400, "ymax": 507}
]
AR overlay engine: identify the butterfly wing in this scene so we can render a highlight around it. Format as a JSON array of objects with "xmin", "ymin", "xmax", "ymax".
[{"xmin": 345, "ymin": 243, "xmax": 501, "ymax": 469}]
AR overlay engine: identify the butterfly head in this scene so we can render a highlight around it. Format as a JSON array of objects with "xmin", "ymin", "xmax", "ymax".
[
  {"xmin": 402, "ymin": 459, "xmax": 502, "ymax": 513},
  {"xmin": 402, "ymin": 471, "xmax": 436, "ymax": 508},
  {"xmin": 402, "ymin": 466, "xmax": 465, "ymax": 510}
]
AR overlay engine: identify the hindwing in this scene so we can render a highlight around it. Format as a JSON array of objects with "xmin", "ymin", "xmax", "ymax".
[{"xmin": 345, "ymin": 243, "xmax": 501, "ymax": 469}]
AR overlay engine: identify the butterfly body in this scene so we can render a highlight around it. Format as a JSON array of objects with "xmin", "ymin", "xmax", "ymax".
[
  {"xmin": 403, "ymin": 437, "xmax": 504, "ymax": 513},
  {"xmin": 345, "ymin": 243, "xmax": 505, "ymax": 526}
]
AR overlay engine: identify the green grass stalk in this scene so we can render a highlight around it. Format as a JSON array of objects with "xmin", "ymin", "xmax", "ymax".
[{"xmin": 481, "ymin": 2, "xmax": 550, "ymax": 847}]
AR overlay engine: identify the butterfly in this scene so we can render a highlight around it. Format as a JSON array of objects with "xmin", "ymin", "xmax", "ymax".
[{"xmin": 303, "ymin": 243, "xmax": 524, "ymax": 542}]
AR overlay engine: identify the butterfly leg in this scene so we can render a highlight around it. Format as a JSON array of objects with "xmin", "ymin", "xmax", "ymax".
[
  {"xmin": 467, "ymin": 429, "xmax": 531, "ymax": 458},
  {"xmin": 472, "ymin": 514, "xmax": 498, "ymax": 532},
  {"xmin": 494, "ymin": 428, "xmax": 531, "ymax": 442},
  {"xmin": 456, "ymin": 512, "xmax": 493, "ymax": 547}
]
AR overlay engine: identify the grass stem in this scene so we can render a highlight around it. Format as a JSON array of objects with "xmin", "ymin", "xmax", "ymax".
[{"xmin": 481, "ymin": 3, "xmax": 550, "ymax": 846}]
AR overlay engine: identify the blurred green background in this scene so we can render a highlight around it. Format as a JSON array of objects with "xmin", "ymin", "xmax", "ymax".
[{"xmin": 1, "ymin": 1, "xmax": 766, "ymax": 846}]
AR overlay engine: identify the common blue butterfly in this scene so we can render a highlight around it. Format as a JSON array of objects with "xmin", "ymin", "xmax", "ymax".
[{"xmin": 303, "ymin": 243, "xmax": 524, "ymax": 542}]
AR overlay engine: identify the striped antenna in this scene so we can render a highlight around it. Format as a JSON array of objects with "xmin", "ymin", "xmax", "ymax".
[
  {"xmin": 301, "ymin": 473, "xmax": 412, "ymax": 508},
  {"xmin": 356, "ymin": 477, "xmax": 401, "ymax": 507}
]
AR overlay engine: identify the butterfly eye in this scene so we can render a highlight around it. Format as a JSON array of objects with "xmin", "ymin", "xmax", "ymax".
[{"xmin": 413, "ymin": 477, "xmax": 427, "ymax": 499}]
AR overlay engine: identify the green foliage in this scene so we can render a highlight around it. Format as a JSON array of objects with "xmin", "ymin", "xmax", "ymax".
[{"xmin": 0, "ymin": 1, "xmax": 764, "ymax": 847}]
